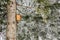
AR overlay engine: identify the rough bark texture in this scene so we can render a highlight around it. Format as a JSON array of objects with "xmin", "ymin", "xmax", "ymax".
[{"xmin": 6, "ymin": 0, "xmax": 16, "ymax": 40}]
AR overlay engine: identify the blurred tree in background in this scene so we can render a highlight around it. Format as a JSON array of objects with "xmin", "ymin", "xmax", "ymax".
[
  {"xmin": 0, "ymin": 0, "xmax": 60, "ymax": 40},
  {"xmin": 0, "ymin": 0, "xmax": 7, "ymax": 24}
]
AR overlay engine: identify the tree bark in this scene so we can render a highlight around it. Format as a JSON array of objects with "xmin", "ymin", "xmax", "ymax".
[{"xmin": 6, "ymin": 0, "xmax": 16, "ymax": 40}]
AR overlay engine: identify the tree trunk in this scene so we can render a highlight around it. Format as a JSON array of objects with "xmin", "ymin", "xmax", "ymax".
[{"xmin": 6, "ymin": 0, "xmax": 16, "ymax": 40}]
